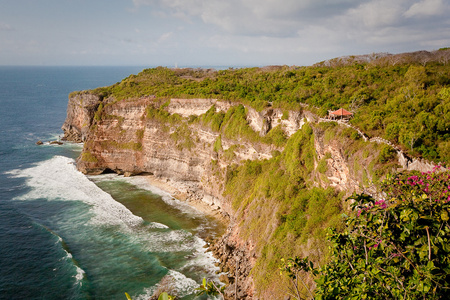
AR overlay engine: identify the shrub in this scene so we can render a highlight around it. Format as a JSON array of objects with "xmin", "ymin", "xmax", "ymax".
[
  {"xmin": 378, "ymin": 144, "xmax": 396, "ymax": 163},
  {"xmin": 213, "ymin": 135, "xmax": 222, "ymax": 152},
  {"xmin": 317, "ymin": 158, "xmax": 328, "ymax": 174},
  {"xmin": 80, "ymin": 152, "xmax": 98, "ymax": 163},
  {"xmin": 282, "ymin": 167, "xmax": 450, "ymax": 299}
]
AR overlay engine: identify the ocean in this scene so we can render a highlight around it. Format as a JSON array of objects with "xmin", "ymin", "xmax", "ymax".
[{"xmin": 0, "ymin": 66, "xmax": 224, "ymax": 300}]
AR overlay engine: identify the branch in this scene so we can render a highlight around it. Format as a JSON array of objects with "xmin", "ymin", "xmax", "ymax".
[
  {"xmin": 297, "ymin": 272, "xmax": 315, "ymax": 300},
  {"xmin": 364, "ymin": 240, "xmax": 368, "ymax": 264},
  {"xmin": 433, "ymin": 223, "xmax": 444, "ymax": 244},
  {"xmin": 342, "ymin": 245, "xmax": 355, "ymax": 271},
  {"xmin": 211, "ymin": 281, "xmax": 224, "ymax": 299},
  {"xmin": 377, "ymin": 266, "xmax": 406, "ymax": 297},
  {"xmin": 358, "ymin": 231, "xmax": 423, "ymax": 277},
  {"xmin": 389, "ymin": 241, "xmax": 422, "ymax": 276},
  {"xmin": 425, "ymin": 227, "xmax": 431, "ymax": 260},
  {"xmin": 290, "ymin": 275, "xmax": 302, "ymax": 300}
]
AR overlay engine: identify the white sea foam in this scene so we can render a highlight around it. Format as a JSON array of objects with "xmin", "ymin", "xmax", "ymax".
[
  {"xmin": 6, "ymin": 155, "xmax": 144, "ymax": 230},
  {"xmin": 146, "ymin": 222, "xmax": 169, "ymax": 229},
  {"xmin": 180, "ymin": 241, "xmax": 221, "ymax": 277},
  {"xmin": 133, "ymin": 269, "xmax": 198, "ymax": 300},
  {"xmin": 165, "ymin": 270, "xmax": 198, "ymax": 296},
  {"xmin": 132, "ymin": 287, "xmax": 155, "ymax": 300},
  {"xmin": 62, "ymin": 246, "xmax": 86, "ymax": 286},
  {"xmin": 74, "ymin": 266, "xmax": 86, "ymax": 286},
  {"xmin": 135, "ymin": 229, "xmax": 196, "ymax": 253}
]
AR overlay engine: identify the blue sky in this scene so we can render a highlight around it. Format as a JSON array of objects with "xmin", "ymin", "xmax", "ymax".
[{"xmin": 0, "ymin": 0, "xmax": 449, "ymax": 67}]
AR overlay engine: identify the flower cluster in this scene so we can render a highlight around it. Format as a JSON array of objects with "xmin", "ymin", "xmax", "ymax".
[
  {"xmin": 386, "ymin": 165, "xmax": 450, "ymax": 203},
  {"xmin": 357, "ymin": 199, "xmax": 387, "ymax": 216}
]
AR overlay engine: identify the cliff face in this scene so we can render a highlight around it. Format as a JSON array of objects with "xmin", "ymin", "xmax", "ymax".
[
  {"xmin": 62, "ymin": 92, "xmax": 437, "ymax": 299},
  {"xmin": 62, "ymin": 92, "xmax": 103, "ymax": 142},
  {"xmin": 71, "ymin": 95, "xmax": 277, "ymax": 184}
]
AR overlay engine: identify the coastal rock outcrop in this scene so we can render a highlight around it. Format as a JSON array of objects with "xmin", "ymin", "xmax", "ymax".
[{"xmin": 61, "ymin": 92, "xmax": 103, "ymax": 142}]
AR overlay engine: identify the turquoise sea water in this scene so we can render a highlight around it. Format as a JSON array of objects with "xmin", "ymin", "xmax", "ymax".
[{"xmin": 0, "ymin": 67, "xmax": 223, "ymax": 299}]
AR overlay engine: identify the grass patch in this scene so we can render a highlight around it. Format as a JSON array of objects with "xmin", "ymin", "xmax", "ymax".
[
  {"xmin": 100, "ymin": 140, "xmax": 143, "ymax": 151},
  {"xmin": 213, "ymin": 135, "xmax": 222, "ymax": 152},
  {"xmin": 80, "ymin": 152, "xmax": 98, "ymax": 163},
  {"xmin": 317, "ymin": 158, "xmax": 328, "ymax": 174}
]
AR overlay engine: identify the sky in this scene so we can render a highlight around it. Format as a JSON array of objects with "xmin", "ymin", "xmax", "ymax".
[{"xmin": 0, "ymin": 0, "xmax": 449, "ymax": 67}]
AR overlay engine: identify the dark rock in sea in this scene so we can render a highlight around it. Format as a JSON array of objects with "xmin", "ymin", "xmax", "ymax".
[
  {"xmin": 49, "ymin": 141, "xmax": 63, "ymax": 145},
  {"xmin": 36, "ymin": 140, "xmax": 43, "ymax": 145}
]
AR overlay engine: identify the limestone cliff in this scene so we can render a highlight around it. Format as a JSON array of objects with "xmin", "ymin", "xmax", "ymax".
[
  {"xmin": 62, "ymin": 92, "xmax": 103, "ymax": 142},
  {"xmin": 62, "ymin": 92, "xmax": 438, "ymax": 299}
]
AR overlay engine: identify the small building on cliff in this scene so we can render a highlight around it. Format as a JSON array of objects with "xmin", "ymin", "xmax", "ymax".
[{"xmin": 329, "ymin": 108, "xmax": 353, "ymax": 120}]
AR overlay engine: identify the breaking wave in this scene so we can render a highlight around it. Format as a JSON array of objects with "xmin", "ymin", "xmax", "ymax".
[
  {"xmin": 6, "ymin": 156, "xmax": 144, "ymax": 230},
  {"xmin": 41, "ymin": 224, "xmax": 87, "ymax": 287}
]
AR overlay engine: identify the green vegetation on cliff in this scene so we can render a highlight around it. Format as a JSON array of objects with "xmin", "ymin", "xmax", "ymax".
[
  {"xmin": 200, "ymin": 104, "xmax": 287, "ymax": 146},
  {"xmin": 88, "ymin": 51, "xmax": 450, "ymax": 164}
]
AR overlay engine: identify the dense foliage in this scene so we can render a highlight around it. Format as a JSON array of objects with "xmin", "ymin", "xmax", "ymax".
[
  {"xmin": 282, "ymin": 167, "xmax": 450, "ymax": 299},
  {"xmin": 84, "ymin": 51, "xmax": 450, "ymax": 164}
]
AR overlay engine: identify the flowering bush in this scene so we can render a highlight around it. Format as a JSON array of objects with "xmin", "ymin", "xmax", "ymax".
[{"xmin": 282, "ymin": 167, "xmax": 450, "ymax": 299}]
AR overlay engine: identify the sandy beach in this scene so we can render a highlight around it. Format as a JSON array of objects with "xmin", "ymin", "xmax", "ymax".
[{"xmin": 144, "ymin": 175, "xmax": 229, "ymax": 227}]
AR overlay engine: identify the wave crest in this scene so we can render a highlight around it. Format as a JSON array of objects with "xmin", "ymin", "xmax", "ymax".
[{"xmin": 6, "ymin": 155, "xmax": 144, "ymax": 230}]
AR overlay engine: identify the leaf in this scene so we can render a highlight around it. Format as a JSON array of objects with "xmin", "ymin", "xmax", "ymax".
[
  {"xmin": 125, "ymin": 292, "xmax": 132, "ymax": 300},
  {"xmin": 158, "ymin": 292, "xmax": 169, "ymax": 300}
]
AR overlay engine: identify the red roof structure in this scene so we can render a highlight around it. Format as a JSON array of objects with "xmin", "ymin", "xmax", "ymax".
[
  {"xmin": 330, "ymin": 108, "xmax": 353, "ymax": 116},
  {"xmin": 329, "ymin": 108, "xmax": 353, "ymax": 120}
]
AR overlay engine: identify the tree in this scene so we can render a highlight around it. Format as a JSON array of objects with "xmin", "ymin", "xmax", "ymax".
[{"xmin": 405, "ymin": 65, "xmax": 427, "ymax": 88}]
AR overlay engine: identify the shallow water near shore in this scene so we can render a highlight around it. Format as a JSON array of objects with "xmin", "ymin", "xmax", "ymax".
[{"xmin": 0, "ymin": 66, "xmax": 224, "ymax": 300}]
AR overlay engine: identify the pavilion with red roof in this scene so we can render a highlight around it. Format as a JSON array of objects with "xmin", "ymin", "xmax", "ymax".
[{"xmin": 329, "ymin": 108, "xmax": 353, "ymax": 120}]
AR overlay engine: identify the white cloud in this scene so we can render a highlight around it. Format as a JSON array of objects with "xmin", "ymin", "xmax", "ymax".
[
  {"xmin": 129, "ymin": 0, "xmax": 450, "ymax": 65},
  {"xmin": 345, "ymin": 0, "xmax": 407, "ymax": 29},
  {"xmin": 404, "ymin": 0, "xmax": 449, "ymax": 18},
  {"xmin": 157, "ymin": 31, "xmax": 173, "ymax": 43},
  {"xmin": 132, "ymin": 0, "xmax": 366, "ymax": 36}
]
